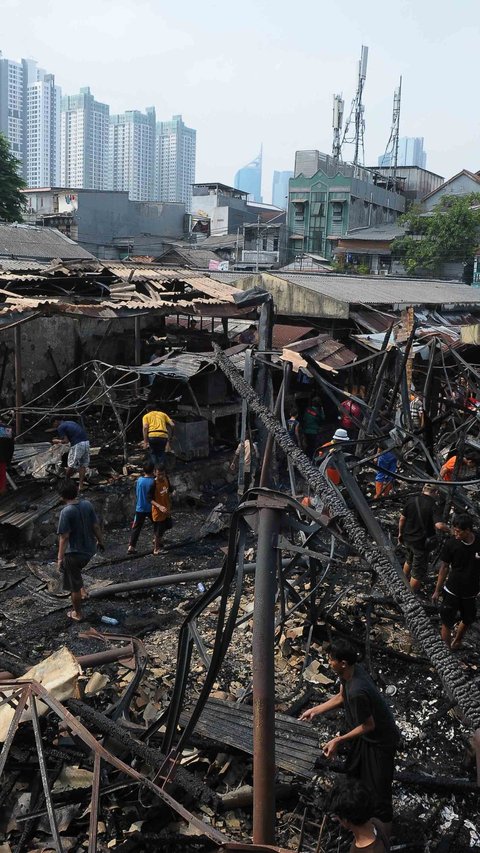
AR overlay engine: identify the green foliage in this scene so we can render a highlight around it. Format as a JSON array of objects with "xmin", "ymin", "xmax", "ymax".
[
  {"xmin": 357, "ymin": 263, "xmax": 370, "ymax": 275},
  {"xmin": 0, "ymin": 133, "xmax": 26, "ymax": 223},
  {"xmin": 392, "ymin": 194, "xmax": 480, "ymax": 276}
]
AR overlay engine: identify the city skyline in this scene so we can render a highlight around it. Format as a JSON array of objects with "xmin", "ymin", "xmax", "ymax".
[{"xmin": 1, "ymin": 0, "xmax": 479, "ymax": 203}]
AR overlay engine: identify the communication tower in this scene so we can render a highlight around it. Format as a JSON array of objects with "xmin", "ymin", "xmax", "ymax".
[
  {"xmin": 380, "ymin": 77, "xmax": 402, "ymax": 181},
  {"xmin": 342, "ymin": 45, "xmax": 368, "ymax": 169}
]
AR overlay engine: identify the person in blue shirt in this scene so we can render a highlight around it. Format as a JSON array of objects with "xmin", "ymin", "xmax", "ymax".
[
  {"xmin": 128, "ymin": 461, "xmax": 155, "ymax": 554},
  {"xmin": 374, "ymin": 444, "xmax": 397, "ymax": 500},
  {"xmin": 51, "ymin": 416, "xmax": 90, "ymax": 491}
]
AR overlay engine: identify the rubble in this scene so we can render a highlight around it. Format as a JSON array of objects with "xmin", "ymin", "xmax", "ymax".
[{"xmin": 1, "ymin": 271, "xmax": 480, "ymax": 850}]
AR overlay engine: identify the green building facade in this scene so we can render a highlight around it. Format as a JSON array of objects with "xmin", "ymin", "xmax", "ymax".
[{"xmin": 287, "ymin": 153, "xmax": 405, "ymax": 261}]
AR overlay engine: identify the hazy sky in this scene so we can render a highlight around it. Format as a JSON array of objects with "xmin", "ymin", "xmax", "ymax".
[{"xmin": 2, "ymin": 0, "xmax": 478, "ymax": 202}]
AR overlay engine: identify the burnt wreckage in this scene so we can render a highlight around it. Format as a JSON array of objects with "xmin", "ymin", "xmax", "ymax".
[{"xmin": 1, "ymin": 291, "xmax": 480, "ymax": 850}]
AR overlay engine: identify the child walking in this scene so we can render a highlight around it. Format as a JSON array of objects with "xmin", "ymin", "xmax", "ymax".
[
  {"xmin": 149, "ymin": 464, "xmax": 173, "ymax": 554},
  {"xmin": 128, "ymin": 461, "xmax": 155, "ymax": 554}
]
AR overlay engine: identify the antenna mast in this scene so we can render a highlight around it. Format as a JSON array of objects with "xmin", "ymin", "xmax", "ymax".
[
  {"xmin": 380, "ymin": 77, "xmax": 402, "ymax": 184},
  {"xmin": 342, "ymin": 45, "xmax": 368, "ymax": 169},
  {"xmin": 332, "ymin": 94, "xmax": 344, "ymax": 164}
]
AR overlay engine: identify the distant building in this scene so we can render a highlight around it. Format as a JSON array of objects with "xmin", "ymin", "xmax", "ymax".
[
  {"xmin": 26, "ymin": 71, "xmax": 61, "ymax": 187},
  {"xmin": 234, "ymin": 149, "xmax": 262, "ymax": 202},
  {"xmin": 191, "ymin": 182, "xmax": 283, "ymax": 239},
  {"xmin": 23, "ymin": 187, "xmax": 186, "ymax": 259},
  {"xmin": 421, "ymin": 169, "xmax": 480, "ymax": 211},
  {"xmin": 156, "ymin": 114, "xmax": 196, "ymax": 212},
  {"xmin": 289, "ymin": 150, "xmax": 405, "ymax": 260},
  {"xmin": 367, "ymin": 166, "xmax": 444, "ymax": 208},
  {"xmin": 60, "ymin": 87, "xmax": 110, "ymax": 190},
  {"xmin": 110, "ymin": 107, "xmax": 156, "ymax": 201},
  {"xmin": 272, "ymin": 170, "xmax": 293, "ymax": 208},
  {"xmin": 0, "ymin": 52, "xmax": 60, "ymax": 186},
  {"xmin": 378, "ymin": 137, "xmax": 427, "ymax": 169}
]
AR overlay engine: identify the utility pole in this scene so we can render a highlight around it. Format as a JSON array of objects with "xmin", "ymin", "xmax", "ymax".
[{"xmin": 255, "ymin": 215, "xmax": 261, "ymax": 273}]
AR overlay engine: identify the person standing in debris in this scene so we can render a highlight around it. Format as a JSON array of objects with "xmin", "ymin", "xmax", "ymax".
[
  {"xmin": 328, "ymin": 779, "xmax": 390, "ymax": 852},
  {"xmin": 439, "ymin": 451, "xmax": 478, "ymax": 482},
  {"xmin": 398, "ymin": 483, "xmax": 450, "ymax": 592},
  {"xmin": 433, "ymin": 513, "xmax": 480, "ymax": 649},
  {"xmin": 409, "ymin": 390, "xmax": 425, "ymax": 431},
  {"xmin": 230, "ymin": 437, "xmax": 259, "ymax": 491},
  {"xmin": 127, "ymin": 461, "xmax": 155, "ymax": 554},
  {"xmin": 339, "ymin": 395, "xmax": 362, "ymax": 440},
  {"xmin": 51, "ymin": 416, "xmax": 90, "ymax": 491},
  {"xmin": 374, "ymin": 444, "xmax": 397, "ymax": 500},
  {"xmin": 57, "ymin": 480, "xmax": 105, "ymax": 622},
  {"xmin": 142, "ymin": 404, "xmax": 175, "ymax": 467},
  {"xmin": 149, "ymin": 463, "xmax": 173, "ymax": 554},
  {"xmin": 287, "ymin": 408, "xmax": 302, "ymax": 447},
  {"xmin": 0, "ymin": 413, "xmax": 14, "ymax": 495},
  {"xmin": 316, "ymin": 428, "xmax": 350, "ymax": 485},
  {"xmin": 303, "ymin": 397, "xmax": 326, "ymax": 458},
  {"xmin": 299, "ymin": 639, "xmax": 399, "ymax": 830}
]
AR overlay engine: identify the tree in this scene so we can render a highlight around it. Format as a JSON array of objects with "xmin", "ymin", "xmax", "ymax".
[
  {"xmin": 0, "ymin": 132, "xmax": 26, "ymax": 222},
  {"xmin": 392, "ymin": 193, "xmax": 480, "ymax": 278}
]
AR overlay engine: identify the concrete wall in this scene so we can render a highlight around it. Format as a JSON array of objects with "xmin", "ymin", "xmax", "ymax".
[
  {"xmin": 0, "ymin": 312, "xmax": 168, "ymax": 407},
  {"xmin": 24, "ymin": 189, "xmax": 186, "ymax": 258},
  {"xmin": 75, "ymin": 193, "xmax": 185, "ymax": 257},
  {"xmin": 233, "ymin": 272, "xmax": 348, "ymax": 319}
]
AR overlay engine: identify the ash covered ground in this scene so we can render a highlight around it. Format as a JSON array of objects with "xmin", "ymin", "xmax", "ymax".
[{"xmin": 0, "ymin": 470, "xmax": 479, "ymax": 852}]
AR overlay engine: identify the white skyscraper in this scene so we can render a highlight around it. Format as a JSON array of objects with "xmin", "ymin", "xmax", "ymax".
[
  {"xmin": 156, "ymin": 115, "xmax": 196, "ymax": 212},
  {"xmin": 110, "ymin": 107, "xmax": 156, "ymax": 201},
  {"xmin": 60, "ymin": 87, "xmax": 109, "ymax": 189},
  {"xmin": 0, "ymin": 52, "xmax": 60, "ymax": 186},
  {"xmin": 27, "ymin": 71, "xmax": 61, "ymax": 187}
]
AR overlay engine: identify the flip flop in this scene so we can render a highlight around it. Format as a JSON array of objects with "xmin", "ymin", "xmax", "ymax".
[{"xmin": 67, "ymin": 610, "xmax": 84, "ymax": 623}]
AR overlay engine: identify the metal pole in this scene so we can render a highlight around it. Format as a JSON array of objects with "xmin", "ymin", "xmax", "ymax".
[
  {"xmin": 14, "ymin": 324, "xmax": 22, "ymax": 435},
  {"xmin": 252, "ymin": 500, "xmax": 279, "ymax": 844},
  {"xmin": 255, "ymin": 215, "xmax": 261, "ymax": 273},
  {"xmin": 134, "ymin": 315, "xmax": 141, "ymax": 395}
]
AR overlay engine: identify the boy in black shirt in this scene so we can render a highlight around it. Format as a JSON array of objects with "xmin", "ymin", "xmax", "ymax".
[
  {"xmin": 300, "ymin": 639, "xmax": 399, "ymax": 829},
  {"xmin": 433, "ymin": 513, "xmax": 480, "ymax": 649}
]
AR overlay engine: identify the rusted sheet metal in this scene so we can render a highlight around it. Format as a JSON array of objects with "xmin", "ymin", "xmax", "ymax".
[{"xmin": 281, "ymin": 333, "xmax": 357, "ymax": 373}]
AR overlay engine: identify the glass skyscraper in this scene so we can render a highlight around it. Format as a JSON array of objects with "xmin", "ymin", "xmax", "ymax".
[{"xmin": 234, "ymin": 148, "xmax": 262, "ymax": 202}]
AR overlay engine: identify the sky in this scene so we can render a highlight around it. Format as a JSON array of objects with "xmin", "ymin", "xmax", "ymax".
[{"xmin": 2, "ymin": 0, "xmax": 479, "ymax": 203}]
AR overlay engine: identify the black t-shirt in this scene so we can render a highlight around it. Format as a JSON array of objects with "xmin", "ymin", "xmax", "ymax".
[
  {"xmin": 440, "ymin": 534, "xmax": 480, "ymax": 597},
  {"xmin": 401, "ymin": 493, "xmax": 443, "ymax": 544},
  {"xmin": 342, "ymin": 665, "xmax": 399, "ymax": 749}
]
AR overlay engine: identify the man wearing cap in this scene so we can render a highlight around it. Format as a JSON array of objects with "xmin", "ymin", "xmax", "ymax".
[{"xmin": 316, "ymin": 428, "xmax": 350, "ymax": 485}]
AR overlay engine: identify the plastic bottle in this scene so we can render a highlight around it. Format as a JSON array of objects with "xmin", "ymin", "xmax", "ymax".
[
  {"xmin": 101, "ymin": 615, "xmax": 119, "ymax": 625},
  {"xmin": 197, "ymin": 582, "xmax": 206, "ymax": 593}
]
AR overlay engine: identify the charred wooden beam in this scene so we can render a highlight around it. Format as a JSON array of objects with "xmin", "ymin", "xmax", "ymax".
[{"xmin": 213, "ymin": 345, "xmax": 480, "ymax": 731}]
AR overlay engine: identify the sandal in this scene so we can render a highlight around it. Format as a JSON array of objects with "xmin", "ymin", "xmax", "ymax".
[{"xmin": 67, "ymin": 610, "xmax": 84, "ymax": 623}]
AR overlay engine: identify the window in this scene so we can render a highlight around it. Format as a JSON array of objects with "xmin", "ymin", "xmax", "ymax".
[{"xmin": 332, "ymin": 202, "xmax": 343, "ymax": 223}]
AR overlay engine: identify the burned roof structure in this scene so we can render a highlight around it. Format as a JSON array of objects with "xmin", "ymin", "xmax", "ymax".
[{"xmin": 1, "ymin": 263, "xmax": 480, "ymax": 851}]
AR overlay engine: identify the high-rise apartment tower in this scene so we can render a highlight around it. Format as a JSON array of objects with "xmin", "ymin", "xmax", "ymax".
[
  {"xmin": 60, "ymin": 87, "xmax": 109, "ymax": 189},
  {"xmin": 156, "ymin": 114, "xmax": 196, "ymax": 212}
]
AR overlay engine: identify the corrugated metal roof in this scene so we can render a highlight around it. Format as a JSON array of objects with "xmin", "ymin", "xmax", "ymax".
[
  {"xmin": 0, "ymin": 224, "xmax": 95, "ymax": 261},
  {"xmin": 274, "ymin": 273, "xmax": 480, "ymax": 307}
]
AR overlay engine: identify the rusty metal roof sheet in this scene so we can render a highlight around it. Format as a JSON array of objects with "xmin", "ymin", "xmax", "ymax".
[{"xmin": 281, "ymin": 334, "xmax": 357, "ymax": 373}]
